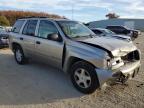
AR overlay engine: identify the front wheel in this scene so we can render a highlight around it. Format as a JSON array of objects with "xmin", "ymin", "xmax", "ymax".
[{"xmin": 70, "ymin": 61, "xmax": 100, "ymax": 94}]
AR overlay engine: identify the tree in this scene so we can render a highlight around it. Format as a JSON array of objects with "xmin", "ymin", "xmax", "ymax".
[
  {"xmin": 106, "ymin": 13, "xmax": 120, "ymax": 19},
  {"xmin": 0, "ymin": 11, "xmax": 65, "ymax": 26},
  {"xmin": 0, "ymin": 16, "xmax": 10, "ymax": 26}
]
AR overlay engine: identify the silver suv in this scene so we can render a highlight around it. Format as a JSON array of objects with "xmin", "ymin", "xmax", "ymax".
[{"xmin": 9, "ymin": 17, "xmax": 141, "ymax": 94}]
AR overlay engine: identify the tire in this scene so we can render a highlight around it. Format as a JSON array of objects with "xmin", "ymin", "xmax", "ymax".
[
  {"xmin": 132, "ymin": 32, "xmax": 138, "ymax": 39},
  {"xmin": 14, "ymin": 45, "xmax": 27, "ymax": 65},
  {"xmin": 70, "ymin": 61, "xmax": 100, "ymax": 94}
]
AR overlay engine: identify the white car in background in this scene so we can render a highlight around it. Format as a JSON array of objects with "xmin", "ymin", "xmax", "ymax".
[{"xmin": 91, "ymin": 28, "xmax": 132, "ymax": 42}]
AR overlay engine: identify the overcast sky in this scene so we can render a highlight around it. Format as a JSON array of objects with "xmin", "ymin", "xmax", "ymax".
[{"xmin": 0, "ymin": 0, "xmax": 144, "ymax": 22}]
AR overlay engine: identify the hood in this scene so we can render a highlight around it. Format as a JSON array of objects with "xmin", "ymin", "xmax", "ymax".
[{"xmin": 79, "ymin": 37, "xmax": 137, "ymax": 57}]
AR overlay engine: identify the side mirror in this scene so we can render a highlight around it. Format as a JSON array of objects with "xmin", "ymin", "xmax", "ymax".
[{"xmin": 47, "ymin": 33, "xmax": 62, "ymax": 42}]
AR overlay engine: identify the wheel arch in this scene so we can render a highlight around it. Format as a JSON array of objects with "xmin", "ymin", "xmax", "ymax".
[
  {"xmin": 12, "ymin": 42, "xmax": 22, "ymax": 52},
  {"xmin": 66, "ymin": 56, "xmax": 96, "ymax": 74}
]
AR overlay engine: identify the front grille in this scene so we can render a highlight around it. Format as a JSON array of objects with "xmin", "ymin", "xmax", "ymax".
[{"xmin": 121, "ymin": 50, "xmax": 140, "ymax": 62}]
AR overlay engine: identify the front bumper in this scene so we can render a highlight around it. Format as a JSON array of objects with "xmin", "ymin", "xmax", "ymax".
[{"xmin": 96, "ymin": 61, "xmax": 140, "ymax": 86}]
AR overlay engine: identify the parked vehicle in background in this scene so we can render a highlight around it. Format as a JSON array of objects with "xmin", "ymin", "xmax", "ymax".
[
  {"xmin": 106, "ymin": 25, "xmax": 140, "ymax": 40},
  {"xmin": 5, "ymin": 27, "xmax": 12, "ymax": 32},
  {"xmin": 9, "ymin": 17, "xmax": 141, "ymax": 94},
  {"xmin": 0, "ymin": 26, "xmax": 9, "ymax": 48},
  {"xmin": 91, "ymin": 28, "xmax": 132, "ymax": 42}
]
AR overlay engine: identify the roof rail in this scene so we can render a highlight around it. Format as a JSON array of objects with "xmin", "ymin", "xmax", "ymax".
[{"xmin": 19, "ymin": 16, "xmax": 48, "ymax": 19}]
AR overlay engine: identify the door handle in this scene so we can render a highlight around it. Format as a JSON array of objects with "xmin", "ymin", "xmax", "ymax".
[
  {"xmin": 36, "ymin": 41, "xmax": 41, "ymax": 44},
  {"xmin": 20, "ymin": 37, "xmax": 23, "ymax": 40}
]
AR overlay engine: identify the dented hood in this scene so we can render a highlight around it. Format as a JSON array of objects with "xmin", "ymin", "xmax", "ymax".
[{"xmin": 80, "ymin": 37, "xmax": 137, "ymax": 57}]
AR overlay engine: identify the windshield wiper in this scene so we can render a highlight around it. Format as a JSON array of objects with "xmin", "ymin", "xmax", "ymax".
[
  {"xmin": 73, "ymin": 36, "xmax": 81, "ymax": 38},
  {"xmin": 88, "ymin": 34, "xmax": 99, "ymax": 38}
]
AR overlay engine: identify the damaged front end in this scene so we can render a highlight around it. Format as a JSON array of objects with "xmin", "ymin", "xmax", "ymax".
[
  {"xmin": 78, "ymin": 36, "xmax": 141, "ymax": 86},
  {"xmin": 96, "ymin": 49, "xmax": 141, "ymax": 86}
]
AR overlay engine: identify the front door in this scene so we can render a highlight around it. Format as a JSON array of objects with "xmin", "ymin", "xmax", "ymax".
[{"xmin": 35, "ymin": 20, "xmax": 64, "ymax": 68}]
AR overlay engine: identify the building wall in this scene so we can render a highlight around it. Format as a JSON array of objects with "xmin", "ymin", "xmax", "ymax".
[{"xmin": 88, "ymin": 19, "xmax": 144, "ymax": 31}]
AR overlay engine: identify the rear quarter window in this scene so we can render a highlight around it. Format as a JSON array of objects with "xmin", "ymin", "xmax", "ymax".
[{"xmin": 12, "ymin": 20, "xmax": 25, "ymax": 33}]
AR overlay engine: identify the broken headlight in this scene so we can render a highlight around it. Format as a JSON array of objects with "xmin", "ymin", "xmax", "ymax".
[{"xmin": 107, "ymin": 57, "xmax": 124, "ymax": 70}]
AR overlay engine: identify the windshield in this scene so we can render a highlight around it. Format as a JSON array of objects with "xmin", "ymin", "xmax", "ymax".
[{"xmin": 57, "ymin": 21, "xmax": 95, "ymax": 39}]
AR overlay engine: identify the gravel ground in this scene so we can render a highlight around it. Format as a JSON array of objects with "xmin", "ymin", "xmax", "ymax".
[{"xmin": 0, "ymin": 34, "xmax": 144, "ymax": 108}]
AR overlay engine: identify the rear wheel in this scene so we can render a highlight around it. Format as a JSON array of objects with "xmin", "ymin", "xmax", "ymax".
[
  {"xmin": 70, "ymin": 61, "xmax": 100, "ymax": 94},
  {"xmin": 14, "ymin": 46, "xmax": 27, "ymax": 64}
]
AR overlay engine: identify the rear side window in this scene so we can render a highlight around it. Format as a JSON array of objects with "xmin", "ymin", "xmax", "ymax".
[
  {"xmin": 22, "ymin": 20, "xmax": 38, "ymax": 36},
  {"xmin": 107, "ymin": 26, "xmax": 115, "ymax": 29},
  {"xmin": 118, "ymin": 26, "xmax": 125, "ymax": 30},
  {"xmin": 12, "ymin": 20, "xmax": 25, "ymax": 33}
]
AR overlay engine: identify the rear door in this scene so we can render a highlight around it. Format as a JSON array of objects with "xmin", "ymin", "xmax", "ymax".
[
  {"xmin": 21, "ymin": 20, "xmax": 38, "ymax": 57},
  {"xmin": 35, "ymin": 20, "xmax": 64, "ymax": 68},
  {"xmin": 10, "ymin": 19, "xmax": 25, "ymax": 49}
]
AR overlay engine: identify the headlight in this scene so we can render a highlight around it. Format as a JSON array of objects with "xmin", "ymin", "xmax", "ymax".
[{"xmin": 107, "ymin": 57, "xmax": 124, "ymax": 70}]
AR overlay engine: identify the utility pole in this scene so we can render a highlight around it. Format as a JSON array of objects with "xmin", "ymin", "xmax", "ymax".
[{"xmin": 72, "ymin": 3, "xmax": 74, "ymax": 20}]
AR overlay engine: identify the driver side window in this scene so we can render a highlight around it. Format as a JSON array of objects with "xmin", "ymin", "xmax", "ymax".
[{"xmin": 38, "ymin": 20, "xmax": 58, "ymax": 39}]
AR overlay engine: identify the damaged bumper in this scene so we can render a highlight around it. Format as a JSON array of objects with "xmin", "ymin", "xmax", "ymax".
[{"xmin": 96, "ymin": 61, "xmax": 141, "ymax": 86}]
